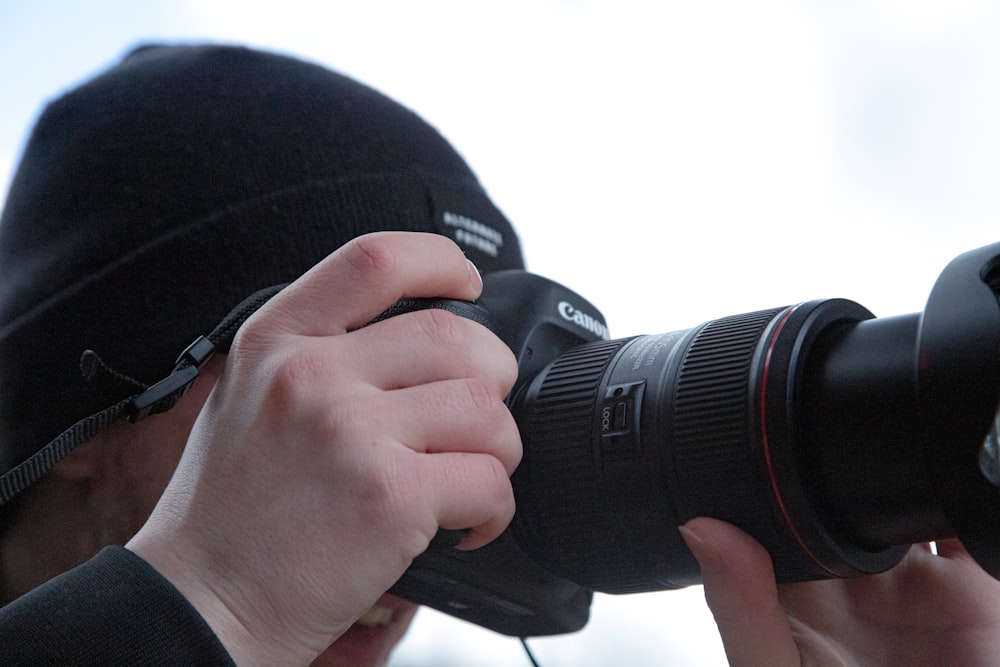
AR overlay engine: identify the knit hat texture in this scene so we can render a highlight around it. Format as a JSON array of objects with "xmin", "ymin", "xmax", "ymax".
[{"xmin": 0, "ymin": 43, "xmax": 524, "ymax": 473}]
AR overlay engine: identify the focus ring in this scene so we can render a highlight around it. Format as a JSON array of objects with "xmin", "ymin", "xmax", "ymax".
[
  {"xmin": 669, "ymin": 306, "xmax": 825, "ymax": 580},
  {"xmin": 671, "ymin": 309, "xmax": 782, "ymax": 481}
]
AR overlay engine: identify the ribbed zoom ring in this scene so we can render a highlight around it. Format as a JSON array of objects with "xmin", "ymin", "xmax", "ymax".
[
  {"xmin": 670, "ymin": 308, "xmax": 783, "ymax": 495},
  {"xmin": 669, "ymin": 306, "xmax": 825, "ymax": 581},
  {"xmin": 512, "ymin": 338, "xmax": 633, "ymax": 588}
]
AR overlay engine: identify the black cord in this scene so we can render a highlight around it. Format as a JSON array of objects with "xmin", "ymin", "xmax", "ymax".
[
  {"xmin": 0, "ymin": 284, "xmax": 287, "ymax": 507},
  {"xmin": 520, "ymin": 637, "xmax": 542, "ymax": 667}
]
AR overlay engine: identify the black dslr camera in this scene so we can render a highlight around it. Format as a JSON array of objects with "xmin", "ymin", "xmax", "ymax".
[{"xmin": 390, "ymin": 241, "xmax": 1000, "ymax": 638}]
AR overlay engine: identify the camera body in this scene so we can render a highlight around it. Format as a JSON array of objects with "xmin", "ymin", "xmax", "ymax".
[{"xmin": 388, "ymin": 271, "xmax": 608, "ymax": 636}]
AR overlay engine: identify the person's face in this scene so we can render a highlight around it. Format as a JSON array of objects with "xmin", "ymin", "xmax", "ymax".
[{"xmin": 118, "ymin": 356, "xmax": 418, "ymax": 666}]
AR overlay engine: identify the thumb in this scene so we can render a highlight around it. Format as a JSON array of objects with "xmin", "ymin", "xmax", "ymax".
[{"xmin": 680, "ymin": 517, "xmax": 801, "ymax": 667}]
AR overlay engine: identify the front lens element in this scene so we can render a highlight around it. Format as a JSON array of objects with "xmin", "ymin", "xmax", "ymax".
[{"xmin": 979, "ymin": 405, "xmax": 1000, "ymax": 487}]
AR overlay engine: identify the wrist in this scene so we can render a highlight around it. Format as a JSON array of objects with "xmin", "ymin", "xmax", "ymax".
[{"xmin": 126, "ymin": 528, "xmax": 321, "ymax": 666}]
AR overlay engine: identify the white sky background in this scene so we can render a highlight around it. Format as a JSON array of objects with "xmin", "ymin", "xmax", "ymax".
[{"xmin": 2, "ymin": 1, "xmax": 1000, "ymax": 665}]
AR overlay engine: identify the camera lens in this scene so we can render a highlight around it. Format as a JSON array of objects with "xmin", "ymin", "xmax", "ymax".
[
  {"xmin": 509, "ymin": 300, "xmax": 917, "ymax": 593},
  {"xmin": 395, "ymin": 244, "xmax": 1000, "ymax": 636},
  {"xmin": 508, "ymin": 243, "xmax": 1000, "ymax": 594}
]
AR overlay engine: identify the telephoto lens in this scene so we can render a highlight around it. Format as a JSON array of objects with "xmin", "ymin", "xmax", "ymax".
[
  {"xmin": 510, "ymin": 242, "xmax": 1000, "ymax": 593},
  {"xmin": 393, "ymin": 241, "xmax": 1000, "ymax": 637}
]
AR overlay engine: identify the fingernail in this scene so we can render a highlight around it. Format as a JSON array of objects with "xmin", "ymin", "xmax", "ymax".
[
  {"xmin": 680, "ymin": 523, "xmax": 723, "ymax": 573},
  {"xmin": 467, "ymin": 259, "xmax": 483, "ymax": 289}
]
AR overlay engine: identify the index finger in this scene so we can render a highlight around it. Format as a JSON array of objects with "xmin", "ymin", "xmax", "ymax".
[
  {"xmin": 253, "ymin": 231, "xmax": 483, "ymax": 337},
  {"xmin": 680, "ymin": 518, "xmax": 801, "ymax": 666}
]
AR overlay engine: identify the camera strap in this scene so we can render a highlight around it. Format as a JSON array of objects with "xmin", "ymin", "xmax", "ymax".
[{"xmin": 0, "ymin": 284, "xmax": 286, "ymax": 506}]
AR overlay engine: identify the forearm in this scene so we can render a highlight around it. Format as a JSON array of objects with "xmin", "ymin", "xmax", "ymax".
[{"xmin": 0, "ymin": 546, "xmax": 234, "ymax": 666}]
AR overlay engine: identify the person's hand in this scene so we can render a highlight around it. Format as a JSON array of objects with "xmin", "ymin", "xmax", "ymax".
[
  {"xmin": 682, "ymin": 517, "xmax": 1000, "ymax": 666},
  {"xmin": 128, "ymin": 232, "xmax": 522, "ymax": 666}
]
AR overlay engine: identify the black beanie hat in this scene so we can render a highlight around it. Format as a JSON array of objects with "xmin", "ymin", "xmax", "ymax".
[{"xmin": 0, "ymin": 43, "xmax": 524, "ymax": 474}]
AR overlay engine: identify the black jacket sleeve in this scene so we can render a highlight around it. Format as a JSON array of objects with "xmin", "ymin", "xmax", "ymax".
[{"xmin": 0, "ymin": 546, "xmax": 235, "ymax": 666}]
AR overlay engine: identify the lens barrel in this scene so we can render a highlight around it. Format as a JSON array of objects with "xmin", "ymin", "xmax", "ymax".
[
  {"xmin": 396, "ymin": 243, "xmax": 1000, "ymax": 635},
  {"xmin": 511, "ymin": 300, "xmax": 927, "ymax": 593}
]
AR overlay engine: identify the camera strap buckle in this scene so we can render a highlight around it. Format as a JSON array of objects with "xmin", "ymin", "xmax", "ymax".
[{"xmin": 126, "ymin": 336, "xmax": 216, "ymax": 422}]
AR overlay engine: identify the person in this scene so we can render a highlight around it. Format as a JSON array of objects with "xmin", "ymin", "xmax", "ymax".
[
  {"xmin": 0, "ymin": 43, "xmax": 524, "ymax": 666},
  {"xmin": 2, "ymin": 42, "xmax": 1000, "ymax": 667}
]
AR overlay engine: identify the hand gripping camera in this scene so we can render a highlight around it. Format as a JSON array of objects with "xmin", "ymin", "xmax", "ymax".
[{"xmin": 390, "ymin": 241, "xmax": 1000, "ymax": 638}]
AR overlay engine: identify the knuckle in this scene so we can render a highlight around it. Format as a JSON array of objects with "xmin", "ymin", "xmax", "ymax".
[
  {"xmin": 417, "ymin": 308, "xmax": 468, "ymax": 351},
  {"xmin": 264, "ymin": 345, "xmax": 333, "ymax": 410},
  {"xmin": 464, "ymin": 462, "xmax": 517, "ymax": 549},
  {"xmin": 498, "ymin": 417, "xmax": 524, "ymax": 473},
  {"xmin": 341, "ymin": 233, "xmax": 398, "ymax": 286},
  {"xmin": 496, "ymin": 344, "xmax": 518, "ymax": 393},
  {"xmin": 228, "ymin": 315, "xmax": 270, "ymax": 358},
  {"xmin": 413, "ymin": 311, "xmax": 517, "ymax": 394},
  {"xmin": 484, "ymin": 456, "xmax": 515, "ymax": 505},
  {"xmin": 461, "ymin": 375, "xmax": 504, "ymax": 417}
]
